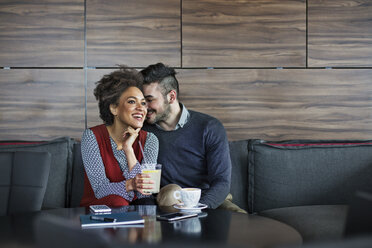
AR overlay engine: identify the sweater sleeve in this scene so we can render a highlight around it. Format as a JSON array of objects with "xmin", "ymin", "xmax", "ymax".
[
  {"xmin": 199, "ymin": 119, "xmax": 232, "ymax": 209},
  {"xmin": 142, "ymin": 132, "xmax": 159, "ymax": 165},
  {"xmin": 81, "ymin": 129, "xmax": 135, "ymax": 201}
]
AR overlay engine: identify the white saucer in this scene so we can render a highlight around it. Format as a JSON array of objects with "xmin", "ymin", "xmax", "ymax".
[{"xmin": 173, "ymin": 203, "xmax": 208, "ymax": 213}]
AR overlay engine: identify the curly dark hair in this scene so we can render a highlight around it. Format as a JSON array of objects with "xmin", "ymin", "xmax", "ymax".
[
  {"xmin": 94, "ymin": 66, "xmax": 143, "ymax": 125},
  {"xmin": 140, "ymin": 62, "xmax": 179, "ymax": 98}
]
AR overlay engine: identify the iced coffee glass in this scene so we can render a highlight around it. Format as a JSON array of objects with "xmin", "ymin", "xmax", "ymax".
[{"xmin": 141, "ymin": 164, "xmax": 162, "ymax": 194}]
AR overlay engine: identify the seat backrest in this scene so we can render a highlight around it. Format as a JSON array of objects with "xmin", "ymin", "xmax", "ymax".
[
  {"xmin": 228, "ymin": 140, "xmax": 249, "ymax": 211},
  {"xmin": 69, "ymin": 143, "xmax": 85, "ymax": 207},
  {"xmin": 0, "ymin": 137, "xmax": 74, "ymax": 209},
  {"xmin": 248, "ymin": 139, "xmax": 372, "ymax": 213},
  {"xmin": 0, "ymin": 151, "xmax": 51, "ymax": 216},
  {"xmin": 344, "ymin": 189, "xmax": 372, "ymax": 237}
]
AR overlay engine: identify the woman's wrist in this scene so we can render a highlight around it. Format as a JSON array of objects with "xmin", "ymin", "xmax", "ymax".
[
  {"xmin": 123, "ymin": 147, "xmax": 138, "ymax": 171},
  {"xmin": 122, "ymin": 145, "xmax": 134, "ymax": 154},
  {"xmin": 126, "ymin": 178, "xmax": 134, "ymax": 192}
]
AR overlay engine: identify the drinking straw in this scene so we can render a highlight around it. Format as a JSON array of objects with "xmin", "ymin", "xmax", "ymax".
[{"xmin": 138, "ymin": 140, "xmax": 145, "ymax": 162}]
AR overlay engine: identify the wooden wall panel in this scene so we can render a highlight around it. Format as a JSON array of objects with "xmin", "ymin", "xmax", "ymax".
[
  {"xmin": 308, "ymin": 0, "xmax": 372, "ymax": 67},
  {"xmin": 0, "ymin": 69, "xmax": 85, "ymax": 140},
  {"xmin": 87, "ymin": 0, "xmax": 181, "ymax": 67},
  {"xmin": 177, "ymin": 69, "xmax": 372, "ymax": 141},
  {"xmin": 182, "ymin": 0, "xmax": 306, "ymax": 67},
  {"xmin": 0, "ymin": 0, "xmax": 84, "ymax": 67},
  {"xmin": 86, "ymin": 69, "xmax": 113, "ymax": 127},
  {"xmin": 1, "ymin": 1, "xmax": 371, "ymax": 143}
]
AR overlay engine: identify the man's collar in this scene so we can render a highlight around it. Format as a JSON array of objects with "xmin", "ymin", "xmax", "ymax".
[
  {"xmin": 177, "ymin": 103, "xmax": 189, "ymax": 129},
  {"xmin": 155, "ymin": 103, "xmax": 190, "ymax": 131}
]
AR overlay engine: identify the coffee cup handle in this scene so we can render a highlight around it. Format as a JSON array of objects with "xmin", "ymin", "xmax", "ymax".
[{"xmin": 173, "ymin": 190, "xmax": 181, "ymax": 200}]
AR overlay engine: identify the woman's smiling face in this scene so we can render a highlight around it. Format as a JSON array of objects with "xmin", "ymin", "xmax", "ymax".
[{"xmin": 110, "ymin": 86, "xmax": 147, "ymax": 129}]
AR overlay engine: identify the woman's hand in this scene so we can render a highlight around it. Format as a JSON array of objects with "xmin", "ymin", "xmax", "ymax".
[
  {"xmin": 117, "ymin": 126, "xmax": 141, "ymax": 171},
  {"xmin": 117, "ymin": 126, "xmax": 140, "ymax": 151},
  {"xmin": 126, "ymin": 173, "xmax": 154, "ymax": 195}
]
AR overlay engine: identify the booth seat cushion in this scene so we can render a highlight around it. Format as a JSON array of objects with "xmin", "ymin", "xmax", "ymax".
[
  {"xmin": 0, "ymin": 151, "xmax": 51, "ymax": 215},
  {"xmin": 248, "ymin": 140, "xmax": 372, "ymax": 213},
  {"xmin": 259, "ymin": 205, "xmax": 348, "ymax": 242},
  {"xmin": 228, "ymin": 140, "xmax": 249, "ymax": 211},
  {"xmin": 0, "ymin": 137, "xmax": 74, "ymax": 209},
  {"xmin": 281, "ymin": 235, "xmax": 372, "ymax": 248},
  {"xmin": 70, "ymin": 142, "xmax": 84, "ymax": 207}
]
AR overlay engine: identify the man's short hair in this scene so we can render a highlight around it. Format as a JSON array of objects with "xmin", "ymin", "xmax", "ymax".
[{"xmin": 141, "ymin": 62, "xmax": 179, "ymax": 98}]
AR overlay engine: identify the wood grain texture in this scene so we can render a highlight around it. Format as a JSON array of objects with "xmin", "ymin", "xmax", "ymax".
[
  {"xmin": 86, "ymin": 69, "xmax": 113, "ymax": 127},
  {"xmin": 308, "ymin": 0, "xmax": 372, "ymax": 67},
  {"xmin": 177, "ymin": 69, "xmax": 372, "ymax": 141},
  {"xmin": 0, "ymin": 69, "xmax": 85, "ymax": 140},
  {"xmin": 87, "ymin": 0, "xmax": 180, "ymax": 67},
  {"xmin": 3, "ymin": 68, "xmax": 371, "ymax": 142},
  {"xmin": 182, "ymin": 0, "xmax": 306, "ymax": 67},
  {"xmin": 0, "ymin": 0, "xmax": 84, "ymax": 67}
]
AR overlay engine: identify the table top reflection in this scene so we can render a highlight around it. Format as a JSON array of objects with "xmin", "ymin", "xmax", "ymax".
[{"xmin": 0, "ymin": 205, "xmax": 302, "ymax": 248}]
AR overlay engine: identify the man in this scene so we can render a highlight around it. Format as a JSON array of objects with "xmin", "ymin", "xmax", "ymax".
[{"xmin": 140, "ymin": 62, "xmax": 231, "ymax": 209}]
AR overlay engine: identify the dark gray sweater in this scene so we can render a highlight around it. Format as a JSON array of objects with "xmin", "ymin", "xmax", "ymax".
[{"xmin": 143, "ymin": 110, "xmax": 231, "ymax": 208}]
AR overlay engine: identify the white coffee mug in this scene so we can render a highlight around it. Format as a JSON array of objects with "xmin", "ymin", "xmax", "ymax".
[{"xmin": 173, "ymin": 188, "xmax": 201, "ymax": 208}]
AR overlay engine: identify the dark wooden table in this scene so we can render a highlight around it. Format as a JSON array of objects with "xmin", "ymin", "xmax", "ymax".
[{"xmin": 0, "ymin": 206, "xmax": 302, "ymax": 248}]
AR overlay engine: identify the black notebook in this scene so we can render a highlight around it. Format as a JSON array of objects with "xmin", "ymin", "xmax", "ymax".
[{"xmin": 80, "ymin": 212, "xmax": 144, "ymax": 228}]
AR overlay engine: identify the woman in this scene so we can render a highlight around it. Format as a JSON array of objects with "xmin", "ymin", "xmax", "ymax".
[{"xmin": 80, "ymin": 66, "xmax": 159, "ymax": 207}]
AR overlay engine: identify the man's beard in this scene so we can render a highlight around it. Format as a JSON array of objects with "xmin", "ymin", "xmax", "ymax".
[{"xmin": 148, "ymin": 100, "xmax": 171, "ymax": 124}]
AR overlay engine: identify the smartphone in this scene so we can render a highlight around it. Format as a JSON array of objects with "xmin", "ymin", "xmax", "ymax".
[
  {"xmin": 156, "ymin": 212, "xmax": 198, "ymax": 222},
  {"xmin": 89, "ymin": 205, "xmax": 111, "ymax": 213}
]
